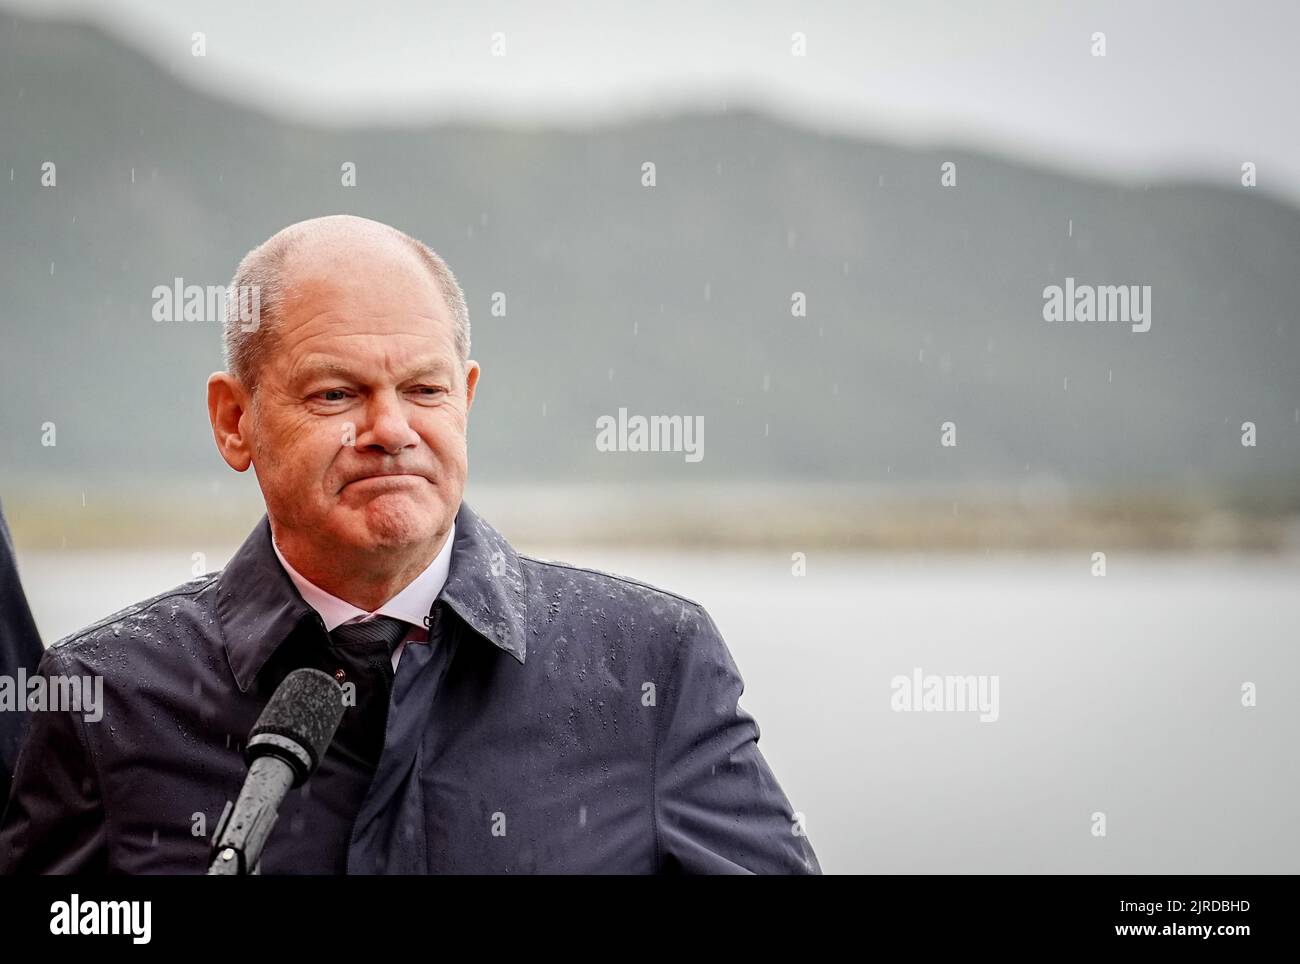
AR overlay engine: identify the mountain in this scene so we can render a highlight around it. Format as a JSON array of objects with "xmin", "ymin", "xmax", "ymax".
[{"xmin": 3, "ymin": 12, "xmax": 1298, "ymax": 512}]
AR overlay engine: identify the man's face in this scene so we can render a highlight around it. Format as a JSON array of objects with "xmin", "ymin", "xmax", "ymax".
[{"xmin": 241, "ymin": 245, "xmax": 477, "ymax": 562}]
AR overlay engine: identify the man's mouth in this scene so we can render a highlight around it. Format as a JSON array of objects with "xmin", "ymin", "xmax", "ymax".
[{"xmin": 340, "ymin": 473, "xmax": 430, "ymax": 492}]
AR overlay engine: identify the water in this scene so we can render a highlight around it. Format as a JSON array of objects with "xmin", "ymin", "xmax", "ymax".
[{"xmin": 18, "ymin": 546, "xmax": 1300, "ymax": 873}]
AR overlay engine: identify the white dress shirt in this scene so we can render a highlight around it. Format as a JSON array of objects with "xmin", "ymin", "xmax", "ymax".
[{"xmin": 271, "ymin": 521, "xmax": 455, "ymax": 671}]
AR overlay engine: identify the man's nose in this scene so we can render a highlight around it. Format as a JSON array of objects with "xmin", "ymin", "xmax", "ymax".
[{"xmin": 356, "ymin": 390, "xmax": 420, "ymax": 454}]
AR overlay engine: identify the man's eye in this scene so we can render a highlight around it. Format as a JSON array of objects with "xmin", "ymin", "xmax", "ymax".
[
  {"xmin": 317, "ymin": 389, "xmax": 349, "ymax": 402},
  {"xmin": 413, "ymin": 386, "xmax": 448, "ymax": 397}
]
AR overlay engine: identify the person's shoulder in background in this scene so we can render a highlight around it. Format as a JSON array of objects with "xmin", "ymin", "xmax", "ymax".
[{"xmin": 0, "ymin": 500, "xmax": 45, "ymax": 805}]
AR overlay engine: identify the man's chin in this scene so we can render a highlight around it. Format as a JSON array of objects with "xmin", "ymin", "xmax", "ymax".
[{"xmin": 338, "ymin": 495, "xmax": 442, "ymax": 551}]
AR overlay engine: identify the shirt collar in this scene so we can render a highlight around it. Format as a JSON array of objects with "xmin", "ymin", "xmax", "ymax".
[
  {"xmin": 217, "ymin": 500, "xmax": 527, "ymax": 692},
  {"xmin": 270, "ymin": 521, "xmax": 455, "ymax": 633}
]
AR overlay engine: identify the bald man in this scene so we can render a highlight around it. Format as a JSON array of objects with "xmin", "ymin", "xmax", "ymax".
[{"xmin": 0, "ymin": 215, "xmax": 820, "ymax": 875}]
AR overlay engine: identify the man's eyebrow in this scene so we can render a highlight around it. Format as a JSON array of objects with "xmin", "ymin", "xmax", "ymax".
[
  {"xmin": 295, "ymin": 360, "xmax": 355, "ymax": 382},
  {"xmin": 400, "ymin": 360, "xmax": 456, "ymax": 380}
]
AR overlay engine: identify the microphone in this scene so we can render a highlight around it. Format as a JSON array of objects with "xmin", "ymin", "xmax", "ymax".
[{"xmin": 207, "ymin": 668, "xmax": 346, "ymax": 875}]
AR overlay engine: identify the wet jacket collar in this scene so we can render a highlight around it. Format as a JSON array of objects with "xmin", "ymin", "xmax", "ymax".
[{"xmin": 217, "ymin": 500, "xmax": 527, "ymax": 692}]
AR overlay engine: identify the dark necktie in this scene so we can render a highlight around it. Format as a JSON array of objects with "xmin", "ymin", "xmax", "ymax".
[
  {"xmin": 324, "ymin": 616, "xmax": 410, "ymax": 776},
  {"xmin": 328, "ymin": 615, "xmax": 410, "ymax": 659}
]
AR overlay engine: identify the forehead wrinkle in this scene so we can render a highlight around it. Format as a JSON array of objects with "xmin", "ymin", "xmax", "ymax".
[
  {"xmin": 287, "ymin": 319, "xmax": 449, "ymax": 345},
  {"xmin": 281, "ymin": 305, "xmax": 455, "ymax": 347}
]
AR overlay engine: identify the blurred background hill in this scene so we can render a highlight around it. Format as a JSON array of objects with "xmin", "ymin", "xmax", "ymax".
[{"xmin": 2, "ymin": 8, "xmax": 1298, "ymax": 550}]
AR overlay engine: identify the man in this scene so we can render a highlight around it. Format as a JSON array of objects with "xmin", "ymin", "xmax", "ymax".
[
  {"xmin": 0, "ymin": 500, "xmax": 44, "ymax": 806},
  {"xmin": 0, "ymin": 215, "xmax": 820, "ymax": 874}
]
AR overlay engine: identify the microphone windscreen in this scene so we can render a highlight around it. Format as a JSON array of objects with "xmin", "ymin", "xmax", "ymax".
[{"xmin": 248, "ymin": 668, "xmax": 346, "ymax": 773}]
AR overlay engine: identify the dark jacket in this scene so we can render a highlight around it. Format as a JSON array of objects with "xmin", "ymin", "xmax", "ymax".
[
  {"xmin": 0, "ymin": 500, "xmax": 820, "ymax": 874},
  {"xmin": 0, "ymin": 501, "xmax": 44, "ymax": 805}
]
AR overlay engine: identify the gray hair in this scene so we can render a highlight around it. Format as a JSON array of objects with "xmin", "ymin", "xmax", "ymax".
[{"xmin": 222, "ymin": 223, "xmax": 471, "ymax": 391}]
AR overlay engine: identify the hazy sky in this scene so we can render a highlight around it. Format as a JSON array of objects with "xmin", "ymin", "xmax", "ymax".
[{"xmin": 6, "ymin": 0, "xmax": 1299, "ymax": 201}]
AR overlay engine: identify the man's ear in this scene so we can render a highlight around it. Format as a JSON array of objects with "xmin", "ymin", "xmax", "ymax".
[
  {"xmin": 207, "ymin": 372, "xmax": 253, "ymax": 472},
  {"xmin": 463, "ymin": 360, "xmax": 480, "ymax": 412}
]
